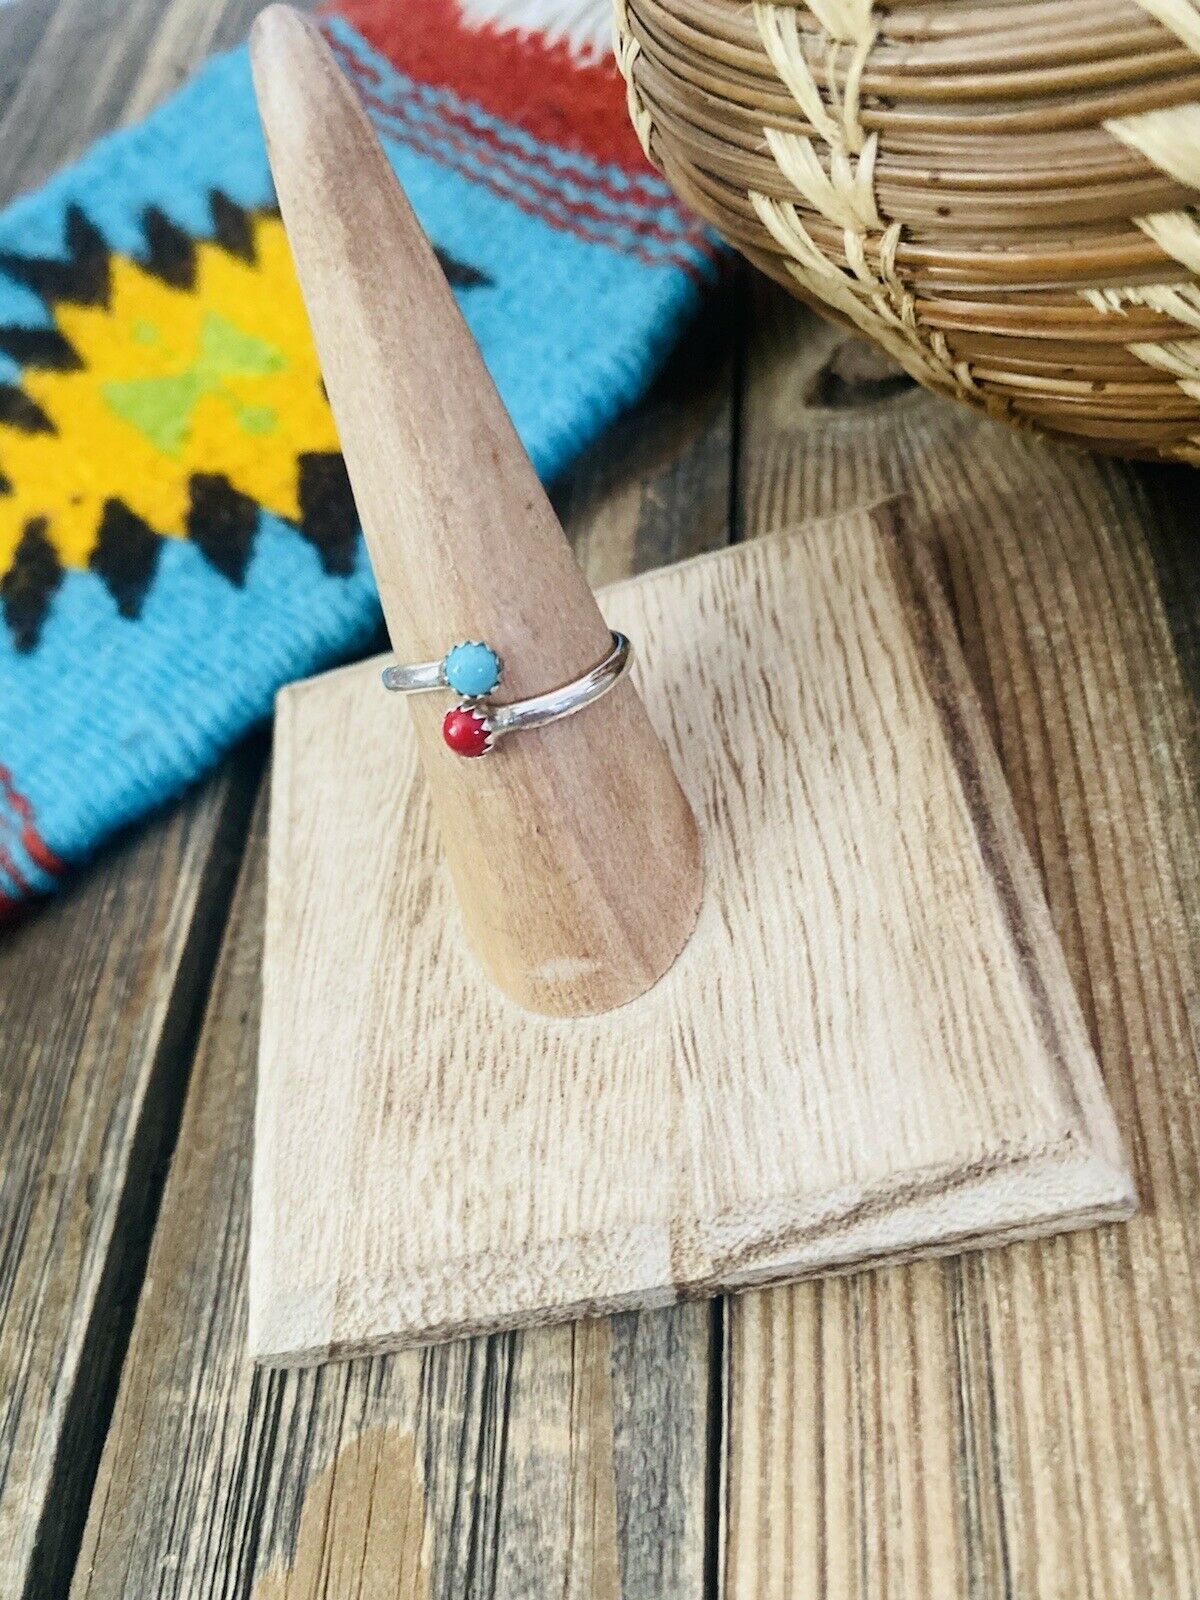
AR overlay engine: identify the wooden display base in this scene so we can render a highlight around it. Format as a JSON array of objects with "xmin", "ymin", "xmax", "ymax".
[{"xmin": 251, "ymin": 508, "xmax": 1135, "ymax": 1366}]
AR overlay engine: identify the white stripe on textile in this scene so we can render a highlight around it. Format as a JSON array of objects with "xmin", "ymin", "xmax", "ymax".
[{"xmin": 458, "ymin": 0, "xmax": 614, "ymax": 57}]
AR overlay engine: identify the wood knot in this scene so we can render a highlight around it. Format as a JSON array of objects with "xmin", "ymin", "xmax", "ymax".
[{"xmin": 805, "ymin": 337, "xmax": 916, "ymax": 409}]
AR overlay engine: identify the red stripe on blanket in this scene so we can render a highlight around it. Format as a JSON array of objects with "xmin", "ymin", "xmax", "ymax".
[
  {"xmin": 329, "ymin": 0, "xmax": 650, "ymax": 171},
  {"xmin": 326, "ymin": 25, "xmax": 676, "ymax": 212},
  {"xmin": 0, "ymin": 764, "xmax": 63, "ymax": 921},
  {"xmin": 357, "ymin": 80, "xmax": 710, "ymax": 278},
  {"xmin": 325, "ymin": 32, "xmax": 712, "ymax": 267},
  {"xmin": 0, "ymin": 766, "xmax": 62, "ymax": 876}
]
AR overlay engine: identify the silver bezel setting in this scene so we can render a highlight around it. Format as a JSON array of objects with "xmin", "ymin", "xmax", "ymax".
[
  {"xmin": 441, "ymin": 640, "xmax": 503, "ymax": 701},
  {"xmin": 449, "ymin": 702, "xmax": 496, "ymax": 756}
]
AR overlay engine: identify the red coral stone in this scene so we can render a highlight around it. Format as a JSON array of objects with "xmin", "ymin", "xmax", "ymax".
[{"xmin": 442, "ymin": 705, "xmax": 491, "ymax": 757}]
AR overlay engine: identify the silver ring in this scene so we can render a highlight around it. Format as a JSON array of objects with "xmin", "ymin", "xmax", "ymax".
[{"xmin": 382, "ymin": 632, "xmax": 632, "ymax": 758}]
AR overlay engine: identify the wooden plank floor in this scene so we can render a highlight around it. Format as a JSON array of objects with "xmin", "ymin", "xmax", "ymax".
[
  {"xmin": 722, "ymin": 280, "xmax": 1200, "ymax": 1600},
  {"xmin": 1, "ymin": 6, "xmax": 1198, "ymax": 1598}
]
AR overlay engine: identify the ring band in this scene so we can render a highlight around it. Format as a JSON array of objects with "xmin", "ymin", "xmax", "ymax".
[{"xmin": 382, "ymin": 631, "xmax": 632, "ymax": 758}]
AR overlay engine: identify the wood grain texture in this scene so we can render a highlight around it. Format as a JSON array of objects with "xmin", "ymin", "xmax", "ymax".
[
  {"xmin": 251, "ymin": 7, "xmax": 702, "ymax": 1016},
  {"xmin": 0, "ymin": 0, "xmax": 310, "ymax": 202},
  {"xmin": 721, "ymin": 286, "xmax": 1200, "ymax": 1600},
  {"xmin": 254, "ymin": 506, "xmax": 1132, "ymax": 1364},
  {"xmin": 69, "ymin": 278, "xmax": 730, "ymax": 1599},
  {"xmin": 0, "ymin": 749, "xmax": 259, "ymax": 1600}
]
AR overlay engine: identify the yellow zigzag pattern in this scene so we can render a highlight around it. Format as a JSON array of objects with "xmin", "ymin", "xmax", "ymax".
[{"xmin": 0, "ymin": 213, "xmax": 337, "ymax": 576}]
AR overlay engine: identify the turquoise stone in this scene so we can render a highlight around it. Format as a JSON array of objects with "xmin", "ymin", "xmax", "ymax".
[{"xmin": 443, "ymin": 640, "xmax": 501, "ymax": 698}]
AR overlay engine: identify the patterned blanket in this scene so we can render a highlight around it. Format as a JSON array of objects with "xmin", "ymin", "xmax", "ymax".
[{"xmin": 0, "ymin": 0, "xmax": 713, "ymax": 912}]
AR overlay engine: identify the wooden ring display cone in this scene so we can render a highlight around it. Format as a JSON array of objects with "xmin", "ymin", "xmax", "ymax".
[
  {"xmin": 251, "ymin": 5, "xmax": 704, "ymax": 1020},
  {"xmin": 247, "ymin": 7, "xmax": 1132, "ymax": 1367}
]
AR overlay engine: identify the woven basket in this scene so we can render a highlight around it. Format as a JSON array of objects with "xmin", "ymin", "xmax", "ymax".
[{"xmin": 613, "ymin": 0, "xmax": 1200, "ymax": 461}]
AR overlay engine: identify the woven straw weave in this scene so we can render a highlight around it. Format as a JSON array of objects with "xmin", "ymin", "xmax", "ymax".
[{"xmin": 614, "ymin": 0, "xmax": 1200, "ymax": 460}]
